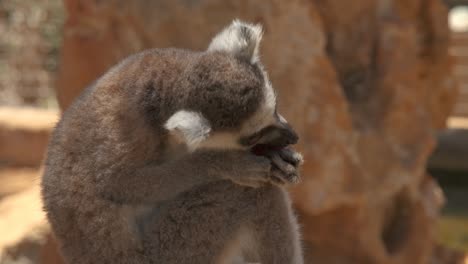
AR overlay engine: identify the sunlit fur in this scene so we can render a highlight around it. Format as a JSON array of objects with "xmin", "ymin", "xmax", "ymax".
[{"xmin": 41, "ymin": 20, "xmax": 303, "ymax": 264}]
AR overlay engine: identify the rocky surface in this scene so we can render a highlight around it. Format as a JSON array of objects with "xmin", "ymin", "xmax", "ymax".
[
  {"xmin": 0, "ymin": 107, "xmax": 58, "ymax": 167},
  {"xmin": 46, "ymin": 0, "xmax": 460, "ymax": 263},
  {"xmin": 0, "ymin": 178, "xmax": 64, "ymax": 264},
  {"xmin": 0, "ymin": 169, "xmax": 48, "ymax": 264},
  {"xmin": 0, "ymin": 108, "xmax": 60, "ymax": 264}
]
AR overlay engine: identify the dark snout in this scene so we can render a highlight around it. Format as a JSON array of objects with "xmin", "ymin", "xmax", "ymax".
[
  {"xmin": 240, "ymin": 121, "xmax": 299, "ymax": 148},
  {"xmin": 276, "ymin": 122, "xmax": 299, "ymax": 146}
]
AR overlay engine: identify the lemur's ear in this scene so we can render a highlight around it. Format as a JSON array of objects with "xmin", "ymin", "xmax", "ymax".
[
  {"xmin": 164, "ymin": 110, "xmax": 211, "ymax": 151},
  {"xmin": 208, "ymin": 19, "xmax": 263, "ymax": 63}
]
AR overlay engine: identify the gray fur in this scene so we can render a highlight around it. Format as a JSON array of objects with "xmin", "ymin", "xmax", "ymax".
[
  {"xmin": 41, "ymin": 20, "xmax": 303, "ymax": 264},
  {"xmin": 208, "ymin": 19, "xmax": 263, "ymax": 64}
]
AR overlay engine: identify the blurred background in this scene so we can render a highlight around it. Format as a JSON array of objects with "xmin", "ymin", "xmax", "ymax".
[{"xmin": 0, "ymin": 0, "xmax": 466, "ymax": 263}]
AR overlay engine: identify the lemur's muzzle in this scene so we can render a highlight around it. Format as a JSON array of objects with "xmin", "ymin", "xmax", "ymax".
[
  {"xmin": 241, "ymin": 118, "xmax": 299, "ymax": 156},
  {"xmin": 276, "ymin": 122, "xmax": 298, "ymax": 146}
]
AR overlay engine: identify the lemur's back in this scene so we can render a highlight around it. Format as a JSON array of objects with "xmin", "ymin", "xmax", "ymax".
[
  {"xmin": 42, "ymin": 49, "xmax": 196, "ymax": 263},
  {"xmin": 42, "ymin": 48, "xmax": 198, "ymax": 204}
]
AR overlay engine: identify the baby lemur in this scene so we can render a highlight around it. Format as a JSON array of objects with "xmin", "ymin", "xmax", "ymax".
[{"xmin": 42, "ymin": 20, "xmax": 304, "ymax": 264}]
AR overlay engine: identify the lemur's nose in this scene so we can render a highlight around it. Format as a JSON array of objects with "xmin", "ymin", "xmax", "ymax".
[
  {"xmin": 278, "ymin": 123, "xmax": 299, "ymax": 145},
  {"xmin": 285, "ymin": 128, "xmax": 299, "ymax": 145}
]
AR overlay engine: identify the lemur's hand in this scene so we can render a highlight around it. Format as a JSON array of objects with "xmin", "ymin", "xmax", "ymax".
[
  {"xmin": 215, "ymin": 150, "xmax": 273, "ymax": 188},
  {"xmin": 264, "ymin": 147, "xmax": 303, "ymax": 185}
]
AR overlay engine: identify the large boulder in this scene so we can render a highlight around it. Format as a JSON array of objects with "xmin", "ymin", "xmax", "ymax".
[{"xmin": 50, "ymin": 0, "xmax": 458, "ymax": 263}]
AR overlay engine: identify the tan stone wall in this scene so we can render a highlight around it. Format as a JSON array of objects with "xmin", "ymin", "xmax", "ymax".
[{"xmin": 50, "ymin": 0, "xmax": 458, "ymax": 263}]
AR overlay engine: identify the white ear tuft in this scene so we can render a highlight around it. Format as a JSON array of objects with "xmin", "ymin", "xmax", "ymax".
[
  {"xmin": 164, "ymin": 110, "xmax": 211, "ymax": 151},
  {"xmin": 208, "ymin": 19, "xmax": 263, "ymax": 63}
]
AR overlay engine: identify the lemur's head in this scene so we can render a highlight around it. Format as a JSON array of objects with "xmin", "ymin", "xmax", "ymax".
[{"xmin": 165, "ymin": 20, "xmax": 298, "ymax": 153}]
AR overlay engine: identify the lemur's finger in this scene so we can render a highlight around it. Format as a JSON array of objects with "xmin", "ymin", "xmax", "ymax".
[
  {"xmin": 270, "ymin": 166, "xmax": 300, "ymax": 185},
  {"xmin": 287, "ymin": 171, "xmax": 300, "ymax": 184},
  {"xmin": 279, "ymin": 148, "xmax": 303, "ymax": 167},
  {"xmin": 270, "ymin": 152, "xmax": 296, "ymax": 175},
  {"xmin": 270, "ymin": 167, "xmax": 288, "ymax": 185}
]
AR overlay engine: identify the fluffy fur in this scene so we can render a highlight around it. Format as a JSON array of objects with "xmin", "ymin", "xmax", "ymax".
[
  {"xmin": 41, "ymin": 20, "xmax": 303, "ymax": 264},
  {"xmin": 208, "ymin": 19, "xmax": 263, "ymax": 64},
  {"xmin": 165, "ymin": 110, "xmax": 211, "ymax": 150}
]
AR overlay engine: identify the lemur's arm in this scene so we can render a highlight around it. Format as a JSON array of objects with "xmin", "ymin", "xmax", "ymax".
[
  {"xmin": 96, "ymin": 110, "xmax": 301, "ymax": 204},
  {"xmin": 96, "ymin": 149, "xmax": 271, "ymax": 204}
]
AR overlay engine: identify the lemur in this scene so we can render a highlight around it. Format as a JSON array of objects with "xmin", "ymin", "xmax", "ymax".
[{"xmin": 42, "ymin": 20, "xmax": 304, "ymax": 264}]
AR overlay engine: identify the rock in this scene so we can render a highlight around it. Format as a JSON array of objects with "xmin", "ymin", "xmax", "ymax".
[
  {"xmin": 0, "ymin": 107, "xmax": 58, "ymax": 167},
  {"xmin": 38, "ymin": 233, "xmax": 64, "ymax": 264},
  {"xmin": 0, "ymin": 168, "xmax": 39, "ymax": 199},
  {"xmin": 51, "ymin": 0, "xmax": 458, "ymax": 263},
  {"xmin": 0, "ymin": 168, "xmax": 64, "ymax": 264},
  {"xmin": 0, "ymin": 113, "xmax": 64, "ymax": 264},
  {"xmin": 0, "ymin": 180, "xmax": 50, "ymax": 264}
]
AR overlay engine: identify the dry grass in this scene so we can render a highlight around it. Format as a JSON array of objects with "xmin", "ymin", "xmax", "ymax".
[
  {"xmin": 438, "ymin": 215, "xmax": 468, "ymax": 252},
  {"xmin": 438, "ymin": 186, "xmax": 468, "ymax": 253}
]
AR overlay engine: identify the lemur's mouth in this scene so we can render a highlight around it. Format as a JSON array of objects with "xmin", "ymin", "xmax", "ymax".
[{"xmin": 250, "ymin": 144, "xmax": 284, "ymax": 157}]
